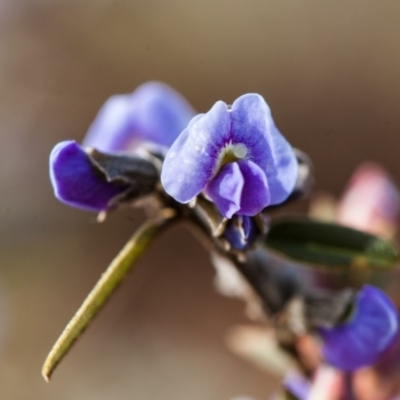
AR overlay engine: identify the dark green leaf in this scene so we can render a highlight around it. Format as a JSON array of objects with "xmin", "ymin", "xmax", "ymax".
[{"xmin": 264, "ymin": 217, "xmax": 398, "ymax": 269}]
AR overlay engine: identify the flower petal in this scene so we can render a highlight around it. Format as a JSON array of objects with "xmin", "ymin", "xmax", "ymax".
[
  {"xmin": 282, "ymin": 373, "xmax": 311, "ymax": 400},
  {"xmin": 161, "ymin": 101, "xmax": 231, "ymax": 202},
  {"xmin": 319, "ymin": 285, "xmax": 399, "ymax": 371},
  {"xmin": 206, "ymin": 160, "xmax": 270, "ymax": 218},
  {"xmin": 237, "ymin": 160, "xmax": 270, "ymax": 215},
  {"xmin": 50, "ymin": 141, "xmax": 128, "ymax": 212},
  {"xmin": 206, "ymin": 162, "xmax": 244, "ymax": 218},
  {"xmin": 231, "ymin": 94, "xmax": 298, "ymax": 205},
  {"xmin": 83, "ymin": 82, "xmax": 195, "ymax": 153},
  {"xmin": 337, "ymin": 162, "xmax": 400, "ymax": 237},
  {"xmin": 129, "ymin": 82, "xmax": 195, "ymax": 148},
  {"xmin": 83, "ymin": 95, "xmax": 136, "ymax": 153}
]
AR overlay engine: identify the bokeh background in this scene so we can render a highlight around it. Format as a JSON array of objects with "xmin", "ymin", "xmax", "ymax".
[{"xmin": 1, "ymin": 1, "xmax": 400, "ymax": 399}]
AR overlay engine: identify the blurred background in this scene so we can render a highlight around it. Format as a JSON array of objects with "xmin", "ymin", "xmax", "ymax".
[{"xmin": 0, "ymin": 1, "xmax": 400, "ymax": 399}]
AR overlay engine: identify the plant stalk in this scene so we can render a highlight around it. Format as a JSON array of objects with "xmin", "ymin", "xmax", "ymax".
[{"xmin": 42, "ymin": 209, "xmax": 176, "ymax": 382}]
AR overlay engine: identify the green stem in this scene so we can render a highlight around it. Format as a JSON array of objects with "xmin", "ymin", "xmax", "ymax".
[{"xmin": 42, "ymin": 209, "xmax": 176, "ymax": 382}]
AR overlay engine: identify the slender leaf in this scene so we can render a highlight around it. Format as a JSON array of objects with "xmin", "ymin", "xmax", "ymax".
[{"xmin": 264, "ymin": 217, "xmax": 398, "ymax": 269}]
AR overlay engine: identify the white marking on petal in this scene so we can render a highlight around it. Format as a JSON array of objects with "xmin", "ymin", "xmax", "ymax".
[
  {"xmin": 214, "ymin": 142, "xmax": 249, "ymax": 178},
  {"xmin": 233, "ymin": 143, "xmax": 248, "ymax": 159}
]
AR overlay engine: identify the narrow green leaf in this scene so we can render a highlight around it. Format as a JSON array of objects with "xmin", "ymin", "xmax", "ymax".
[
  {"xmin": 42, "ymin": 209, "xmax": 176, "ymax": 382},
  {"xmin": 264, "ymin": 217, "xmax": 398, "ymax": 269}
]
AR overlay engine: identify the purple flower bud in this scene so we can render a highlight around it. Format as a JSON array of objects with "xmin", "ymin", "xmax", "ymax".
[
  {"xmin": 224, "ymin": 215, "xmax": 256, "ymax": 250},
  {"xmin": 319, "ymin": 285, "xmax": 399, "ymax": 371},
  {"xmin": 83, "ymin": 81, "xmax": 195, "ymax": 153},
  {"xmin": 161, "ymin": 94, "xmax": 298, "ymax": 218}
]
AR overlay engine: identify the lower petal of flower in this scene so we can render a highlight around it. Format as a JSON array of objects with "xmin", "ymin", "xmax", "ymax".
[
  {"xmin": 206, "ymin": 162, "xmax": 244, "ymax": 218},
  {"xmin": 206, "ymin": 160, "xmax": 270, "ymax": 218},
  {"xmin": 50, "ymin": 141, "xmax": 129, "ymax": 212},
  {"xmin": 319, "ymin": 285, "xmax": 399, "ymax": 371},
  {"xmin": 236, "ymin": 160, "xmax": 270, "ymax": 216}
]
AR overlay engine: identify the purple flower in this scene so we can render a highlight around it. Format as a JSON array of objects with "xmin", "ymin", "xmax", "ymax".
[
  {"xmin": 161, "ymin": 94, "xmax": 298, "ymax": 218},
  {"xmin": 50, "ymin": 82, "xmax": 194, "ymax": 212},
  {"xmin": 83, "ymin": 81, "xmax": 195, "ymax": 153},
  {"xmin": 319, "ymin": 285, "xmax": 399, "ymax": 371}
]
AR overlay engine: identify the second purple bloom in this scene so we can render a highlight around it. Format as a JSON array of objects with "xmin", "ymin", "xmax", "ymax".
[{"xmin": 161, "ymin": 94, "xmax": 298, "ymax": 218}]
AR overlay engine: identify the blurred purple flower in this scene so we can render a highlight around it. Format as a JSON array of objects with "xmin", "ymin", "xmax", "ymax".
[
  {"xmin": 336, "ymin": 162, "xmax": 400, "ymax": 237},
  {"xmin": 50, "ymin": 82, "xmax": 194, "ymax": 212},
  {"xmin": 268, "ymin": 373, "xmax": 311, "ymax": 400},
  {"xmin": 83, "ymin": 81, "xmax": 195, "ymax": 153},
  {"xmin": 319, "ymin": 285, "xmax": 399, "ymax": 371},
  {"xmin": 282, "ymin": 373, "xmax": 311, "ymax": 399},
  {"xmin": 161, "ymin": 94, "xmax": 298, "ymax": 218}
]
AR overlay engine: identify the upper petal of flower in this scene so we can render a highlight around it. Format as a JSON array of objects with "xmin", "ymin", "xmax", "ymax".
[
  {"xmin": 230, "ymin": 94, "xmax": 298, "ymax": 205},
  {"xmin": 83, "ymin": 82, "xmax": 195, "ymax": 153},
  {"xmin": 50, "ymin": 141, "xmax": 129, "ymax": 212},
  {"xmin": 319, "ymin": 285, "xmax": 399, "ymax": 371},
  {"xmin": 82, "ymin": 95, "xmax": 135, "ymax": 153},
  {"xmin": 161, "ymin": 101, "xmax": 231, "ymax": 203}
]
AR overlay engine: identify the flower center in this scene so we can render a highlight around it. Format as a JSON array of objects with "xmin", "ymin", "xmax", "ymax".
[
  {"xmin": 219, "ymin": 142, "xmax": 248, "ymax": 166},
  {"xmin": 210, "ymin": 142, "xmax": 249, "ymax": 180}
]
